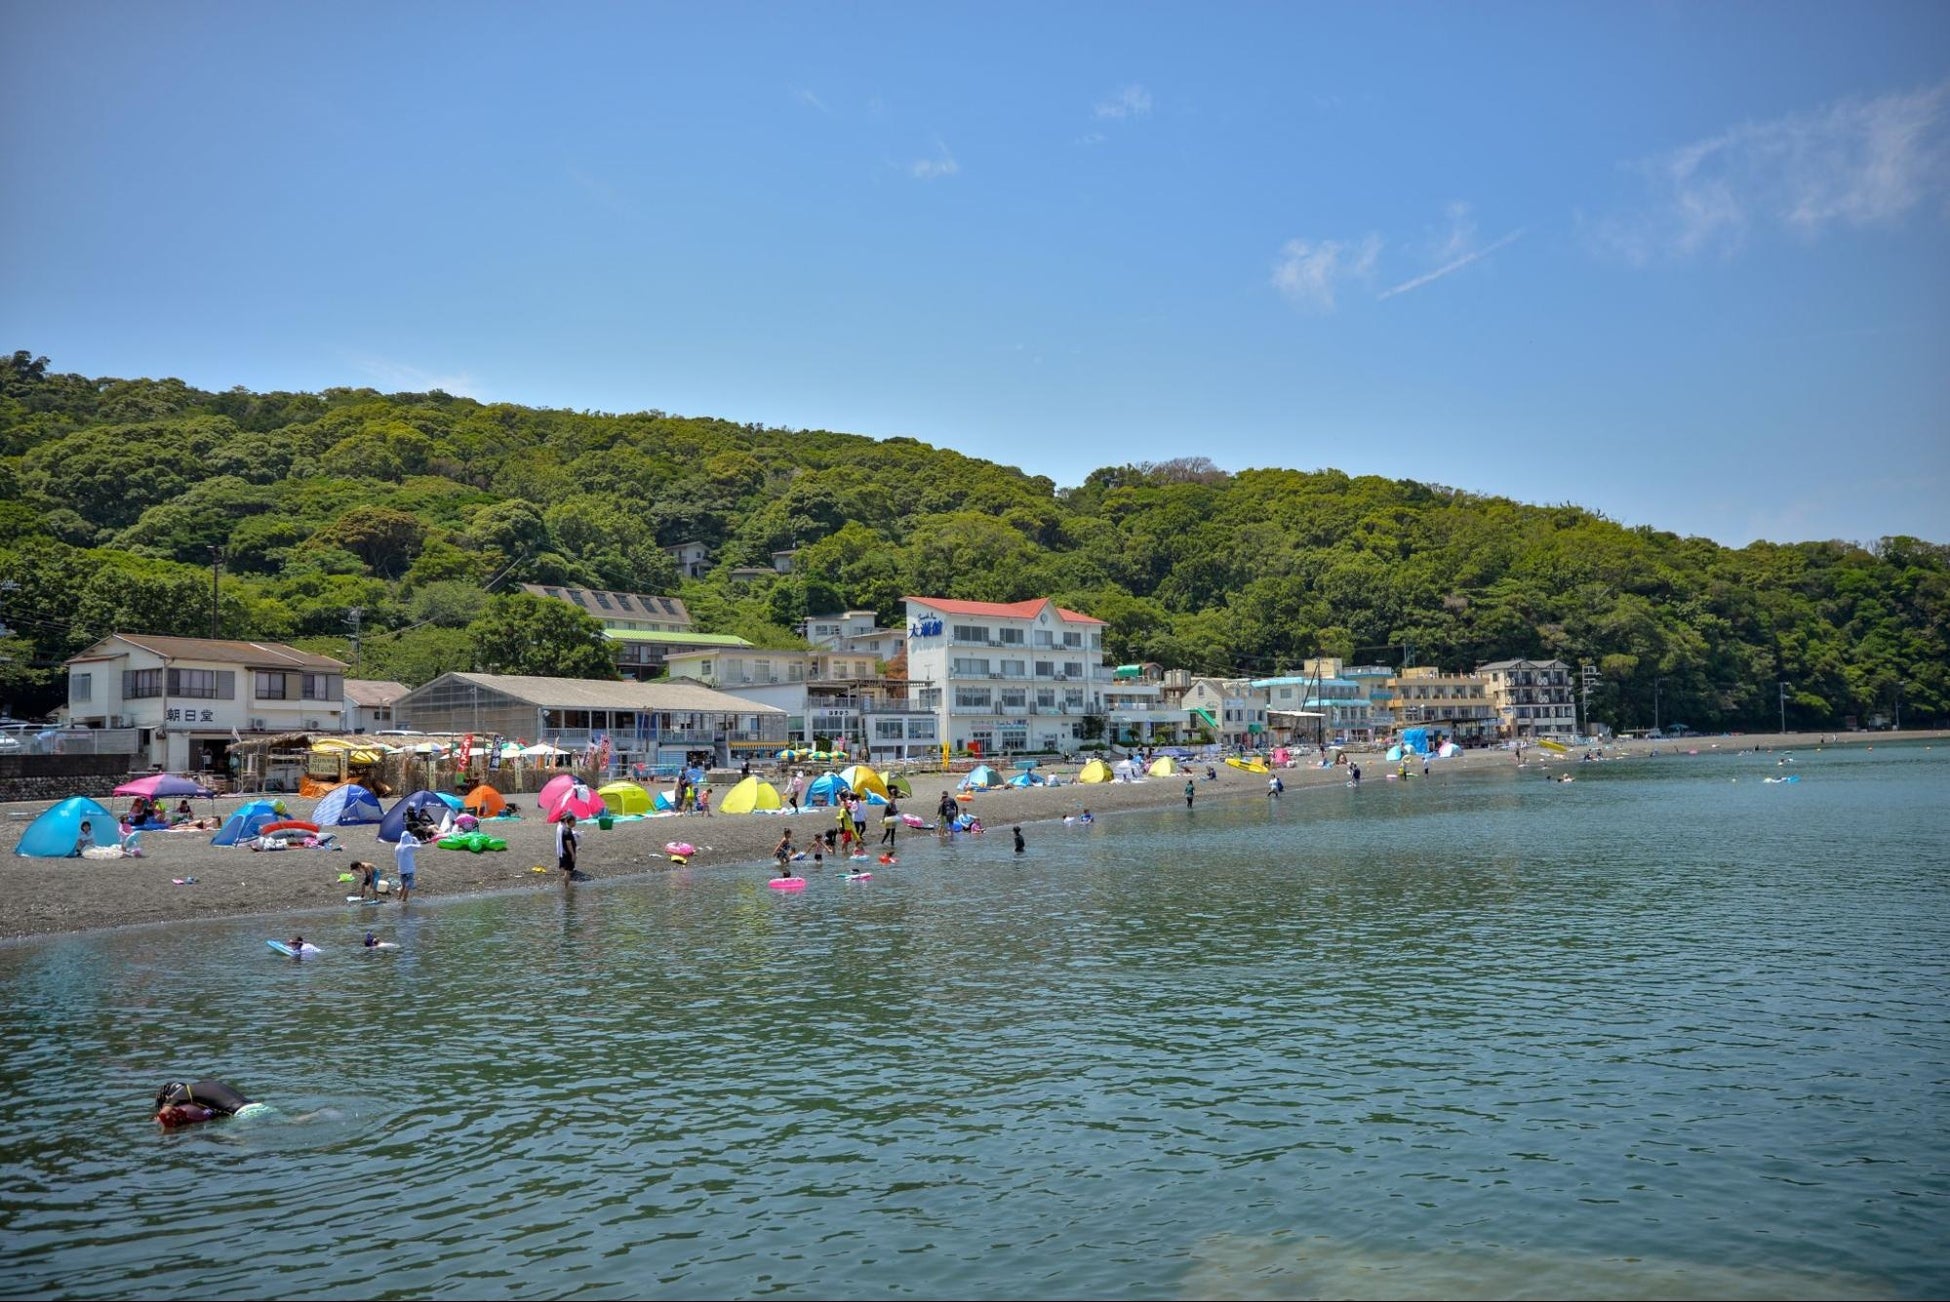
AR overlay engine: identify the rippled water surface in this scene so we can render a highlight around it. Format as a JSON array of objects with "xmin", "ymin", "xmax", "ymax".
[{"xmin": 4, "ymin": 744, "xmax": 1947, "ymax": 1299}]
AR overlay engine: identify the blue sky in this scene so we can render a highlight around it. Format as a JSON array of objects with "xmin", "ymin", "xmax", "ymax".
[{"xmin": 4, "ymin": 2, "xmax": 1946, "ymax": 547}]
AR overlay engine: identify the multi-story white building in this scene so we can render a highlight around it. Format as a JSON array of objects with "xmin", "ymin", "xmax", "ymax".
[
  {"xmin": 1104, "ymin": 663, "xmax": 1184, "ymax": 746},
  {"xmin": 65, "ymin": 634, "xmax": 348, "ymax": 773},
  {"xmin": 664, "ymin": 645, "xmax": 937, "ymax": 762},
  {"xmin": 902, "ymin": 596, "xmax": 1108, "ymax": 758},
  {"xmin": 1388, "ymin": 666, "xmax": 1498, "ymax": 741},
  {"xmin": 1477, "ymin": 658, "xmax": 1578, "ymax": 739}
]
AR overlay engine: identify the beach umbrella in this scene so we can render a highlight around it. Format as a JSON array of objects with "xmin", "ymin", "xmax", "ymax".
[
  {"xmin": 719, "ymin": 776, "xmax": 782, "ymax": 814},
  {"xmin": 113, "ymin": 773, "xmax": 218, "ymax": 801},
  {"xmin": 538, "ymin": 773, "xmax": 577, "ymax": 812}
]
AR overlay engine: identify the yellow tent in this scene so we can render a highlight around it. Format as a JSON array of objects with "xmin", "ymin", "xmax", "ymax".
[
  {"xmin": 597, "ymin": 781, "xmax": 653, "ymax": 816},
  {"xmin": 1226, "ymin": 756, "xmax": 1270, "ymax": 774},
  {"xmin": 1078, "ymin": 758, "xmax": 1113, "ymax": 784},
  {"xmin": 719, "ymin": 776, "xmax": 783, "ymax": 814},
  {"xmin": 838, "ymin": 764, "xmax": 889, "ymax": 800},
  {"xmin": 1146, "ymin": 756, "xmax": 1178, "ymax": 776},
  {"xmin": 1538, "ymin": 739, "xmax": 1569, "ymax": 754}
]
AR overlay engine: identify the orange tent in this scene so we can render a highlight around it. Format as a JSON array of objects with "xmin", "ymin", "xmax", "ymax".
[{"xmin": 462, "ymin": 785, "xmax": 507, "ymax": 817}]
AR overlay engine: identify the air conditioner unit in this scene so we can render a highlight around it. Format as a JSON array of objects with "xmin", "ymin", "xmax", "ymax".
[
  {"xmin": 306, "ymin": 719, "xmax": 320, "ymax": 729},
  {"xmin": 251, "ymin": 718, "xmax": 267, "ymax": 730}
]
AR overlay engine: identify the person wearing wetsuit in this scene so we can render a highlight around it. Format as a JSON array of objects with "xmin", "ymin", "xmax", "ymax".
[{"xmin": 154, "ymin": 1079, "xmax": 267, "ymax": 1127}]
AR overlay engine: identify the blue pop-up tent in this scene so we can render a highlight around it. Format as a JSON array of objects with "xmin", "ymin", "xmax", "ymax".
[
  {"xmin": 14, "ymin": 797, "xmax": 115, "ymax": 858},
  {"xmin": 311, "ymin": 784, "xmax": 383, "ymax": 827},
  {"xmin": 805, "ymin": 773, "xmax": 850, "ymax": 806},
  {"xmin": 1399, "ymin": 727, "xmax": 1432, "ymax": 756},
  {"xmin": 212, "ymin": 799, "xmax": 282, "ymax": 846},
  {"xmin": 379, "ymin": 790, "xmax": 452, "ymax": 843}
]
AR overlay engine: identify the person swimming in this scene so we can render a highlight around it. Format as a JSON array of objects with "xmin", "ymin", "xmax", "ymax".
[{"xmin": 154, "ymin": 1079, "xmax": 270, "ymax": 1127}]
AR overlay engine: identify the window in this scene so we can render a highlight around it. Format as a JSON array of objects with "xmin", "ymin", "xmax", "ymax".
[
  {"xmin": 254, "ymin": 671, "xmax": 290, "ymax": 700},
  {"xmin": 953, "ymin": 624, "xmax": 988, "ymax": 643},
  {"xmin": 1033, "ymin": 630, "xmax": 1053, "ymax": 647},
  {"xmin": 301, "ymin": 673, "xmax": 341, "ymax": 701},
  {"xmin": 908, "ymin": 718, "xmax": 937, "ymax": 741},
  {"xmin": 997, "ymin": 627, "xmax": 1024, "ymax": 645},
  {"xmin": 1001, "ymin": 689, "xmax": 1026, "ymax": 708},
  {"xmin": 952, "ymin": 657, "xmax": 991, "ymax": 676},
  {"xmin": 1034, "ymin": 660, "xmax": 1055, "ymax": 678},
  {"xmin": 788, "ymin": 662, "xmax": 804, "ymax": 682},
  {"xmin": 1063, "ymin": 661, "xmax": 1084, "ymax": 678},
  {"xmin": 594, "ymin": 592, "xmax": 613, "ymax": 610},
  {"xmin": 1062, "ymin": 631, "xmax": 1081, "ymax": 648},
  {"xmin": 755, "ymin": 659, "xmax": 772, "ymax": 682},
  {"xmin": 1037, "ymin": 689, "xmax": 1056, "ymax": 707},
  {"xmin": 954, "ymin": 687, "xmax": 992, "ymax": 709},
  {"xmin": 1000, "ymin": 659, "xmax": 1025, "ymax": 678},
  {"xmin": 876, "ymin": 720, "xmax": 904, "ymax": 740},
  {"xmin": 123, "ymin": 668, "xmax": 164, "ymax": 698},
  {"xmin": 70, "ymin": 673, "xmax": 91, "ymax": 702},
  {"xmin": 168, "ymin": 668, "xmax": 233, "ymax": 699}
]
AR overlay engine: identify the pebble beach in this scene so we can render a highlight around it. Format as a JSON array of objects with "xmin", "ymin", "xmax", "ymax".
[{"xmin": 1, "ymin": 731, "xmax": 1925, "ymax": 942}]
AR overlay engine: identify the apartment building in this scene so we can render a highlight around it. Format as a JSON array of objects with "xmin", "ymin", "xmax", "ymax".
[
  {"xmin": 902, "ymin": 596, "xmax": 1108, "ymax": 757},
  {"xmin": 1387, "ymin": 666, "xmax": 1498, "ymax": 741},
  {"xmin": 663, "ymin": 645, "xmax": 936, "ymax": 762},
  {"xmin": 1477, "ymin": 658, "xmax": 1578, "ymax": 739}
]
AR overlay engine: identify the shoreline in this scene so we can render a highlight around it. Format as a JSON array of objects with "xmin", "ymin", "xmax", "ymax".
[{"xmin": 3, "ymin": 730, "xmax": 1936, "ymax": 944}]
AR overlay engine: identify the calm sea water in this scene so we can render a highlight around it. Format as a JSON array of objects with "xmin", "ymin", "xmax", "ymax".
[{"xmin": 3, "ymin": 744, "xmax": 1946, "ymax": 1300}]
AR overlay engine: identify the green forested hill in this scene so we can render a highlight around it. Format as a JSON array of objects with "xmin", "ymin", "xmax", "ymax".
[{"xmin": 1, "ymin": 350, "xmax": 1942, "ymax": 732}]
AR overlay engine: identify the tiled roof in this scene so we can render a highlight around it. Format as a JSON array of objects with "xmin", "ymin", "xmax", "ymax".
[
  {"xmin": 904, "ymin": 596, "xmax": 1106, "ymax": 626},
  {"xmin": 344, "ymin": 679, "xmax": 411, "ymax": 706},
  {"xmin": 68, "ymin": 633, "xmax": 347, "ymax": 671}
]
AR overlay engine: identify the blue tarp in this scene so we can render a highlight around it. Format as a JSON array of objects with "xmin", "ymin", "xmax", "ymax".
[
  {"xmin": 14, "ymin": 796, "xmax": 115, "ymax": 858},
  {"xmin": 212, "ymin": 799, "xmax": 282, "ymax": 846},
  {"xmin": 379, "ymin": 790, "xmax": 452, "ymax": 843},
  {"xmin": 1399, "ymin": 727, "xmax": 1432, "ymax": 756},
  {"xmin": 312, "ymin": 784, "xmax": 384, "ymax": 826}
]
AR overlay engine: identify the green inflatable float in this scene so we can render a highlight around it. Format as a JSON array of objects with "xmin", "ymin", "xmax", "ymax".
[{"xmin": 437, "ymin": 832, "xmax": 509, "ymax": 853}]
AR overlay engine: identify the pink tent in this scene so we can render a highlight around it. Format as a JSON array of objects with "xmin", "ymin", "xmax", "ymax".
[
  {"xmin": 537, "ymin": 773, "xmax": 577, "ymax": 812},
  {"xmin": 544, "ymin": 779, "xmax": 606, "ymax": 823},
  {"xmin": 113, "ymin": 773, "xmax": 218, "ymax": 800}
]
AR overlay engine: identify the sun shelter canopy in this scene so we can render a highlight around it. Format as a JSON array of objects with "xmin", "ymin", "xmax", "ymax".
[
  {"xmin": 838, "ymin": 765, "xmax": 889, "ymax": 800},
  {"xmin": 806, "ymin": 773, "xmax": 849, "ymax": 806},
  {"xmin": 1078, "ymin": 759, "xmax": 1113, "ymax": 784},
  {"xmin": 379, "ymin": 790, "xmax": 454, "ymax": 843},
  {"xmin": 1147, "ymin": 756, "xmax": 1178, "ymax": 776},
  {"xmin": 546, "ymin": 783, "xmax": 605, "ymax": 823},
  {"xmin": 720, "ymin": 777, "xmax": 782, "ymax": 814},
  {"xmin": 959, "ymin": 765, "xmax": 1004, "ymax": 790},
  {"xmin": 311, "ymin": 784, "xmax": 383, "ymax": 826},
  {"xmin": 212, "ymin": 799, "xmax": 283, "ymax": 846},
  {"xmin": 113, "ymin": 773, "xmax": 218, "ymax": 801},
  {"xmin": 14, "ymin": 796, "xmax": 115, "ymax": 858},
  {"xmin": 597, "ymin": 781, "xmax": 652, "ymax": 816},
  {"xmin": 462, "ymin": 785, "xmax": 507, "ymax": 817}
]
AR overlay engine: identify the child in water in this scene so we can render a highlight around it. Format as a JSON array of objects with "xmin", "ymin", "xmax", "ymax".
[{"xmin": 1013, "ymin": 826, "xmax": 1026, "ymax": 854}]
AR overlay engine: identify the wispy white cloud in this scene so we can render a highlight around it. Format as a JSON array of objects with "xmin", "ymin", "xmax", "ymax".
[
  {"xmin": 909, "ymin": 139, "xmax": 959, "ymax": 180},
  {"xmin": 1595, "ymin": 81, "xmax": 1950, "ymax": 262},
  {"xmin": 354, "ymin": 356, "xmax": 481, "ymax": 398},
  {"xmin": 1076, "ymin": 131, "xmax": 1106, "ymax": 147},
  {"xmin": 1271, "ymin": 235, "xmax": 1381, "ymax": 311},
  {"xmin": 1380, "ymin": 218, "xmax": 1526, "ymax": 300},
  {"xmin": 795, "ymin": 88, "xmax": 830, "ymax": 114},
  {"xmin": 1094, "ymin": 84, "xmax": 1153, "ymax": 121}
]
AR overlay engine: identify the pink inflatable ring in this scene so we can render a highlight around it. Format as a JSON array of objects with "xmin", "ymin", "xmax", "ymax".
[
  {"xmin": 665, "ymin": 841, "xmax": 698, "ymax": 857},
  {"xmin": 768, "ymin": 877, "xmax": 807, "ymax": 891}
]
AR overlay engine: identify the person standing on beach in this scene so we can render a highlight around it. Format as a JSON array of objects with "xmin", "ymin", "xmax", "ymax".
[
  {"xmin": 555, "ymin": 812, "xmax": 579, "ymax": 882},
  {"xmin": 787, "ymin": 771, "xmax": 805, "ymax": 813},
  {"xmin": 394, "ymin": 828, "xmax": 419, "ymax": 903},
  {"xmin": 880, "ymin": 794, "xmax": 901, "ymax": 847},
  {"xmin": 1184, "ymin": 778, "xmax": 1196, "ymax": 809}
]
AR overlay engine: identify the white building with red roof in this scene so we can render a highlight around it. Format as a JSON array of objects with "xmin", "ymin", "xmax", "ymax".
[{"xmin": 902, "ymin": 596, "xmax": 1109, "ymax": 759}]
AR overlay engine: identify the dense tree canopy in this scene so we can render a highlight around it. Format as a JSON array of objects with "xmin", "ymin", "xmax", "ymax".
[{"xmin": 0, "ymin": 354, "xmax": 1943, "ymax": 734}]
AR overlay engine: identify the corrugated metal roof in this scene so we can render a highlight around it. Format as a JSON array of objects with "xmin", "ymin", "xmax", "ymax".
[{"xmin": 427, "ymin": 672, "xmax": 785, "ymax": 714}]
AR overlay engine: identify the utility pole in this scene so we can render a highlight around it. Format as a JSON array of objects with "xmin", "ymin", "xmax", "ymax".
[
  {"xmin": 346, "ymin": 607, "xmax": 364, "ymax": 677},
  {"xmin": 1778, "ymin": 681, "xmax": 1789, "ymax": 735},
  {"xmin": 1580, "ymin": 661, "xmax": 1600, "ymax": 738},
  {"xmin": 1654, "ymin": 676, "xmax": 1665, "ymax": 736},
  {"xmin": 209, "ymin": 546, "xmax": 223, "ymax": 638}
]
